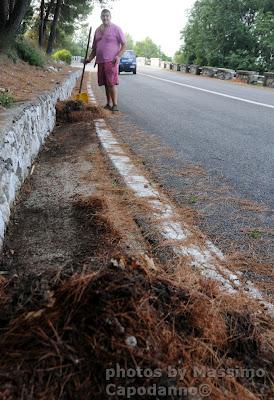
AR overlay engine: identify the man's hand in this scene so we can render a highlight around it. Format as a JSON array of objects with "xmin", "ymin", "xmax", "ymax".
[
  {"xmin": 113, "ymin": 55, "xmax": 120, "ymax": 65},
  {"xmin": 85, "ymin": 51, "xmax": 95, "ymax": 65}
]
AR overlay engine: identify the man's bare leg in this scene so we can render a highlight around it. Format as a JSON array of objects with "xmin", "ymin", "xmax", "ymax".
[
  {"xmin": 108, "ymin": 85, "xmax": 118, "ymax": 108},
  {"xmin": 105, "ymin": 86, "xmax": 112, "ymax": 106}
]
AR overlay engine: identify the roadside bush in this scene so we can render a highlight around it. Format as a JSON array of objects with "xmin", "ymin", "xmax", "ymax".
[
  {"xmin": 174, "ymin": 50, "xmax": 186, "ymax": 64},
  {"xmin": 4, "ymin": 47, "xmax": 18, "ymax": 63},
  {"xmin": 52, "ymin": 49, "xmax": 72, "ymax": 65},
  {"xmin": 225, "ymin": 50, "xmax": 258, "ymax": 72},
  {"xmin": 16, "ymin": 39, "xmax": 46, "ymax": 67},
  {"xmin": 0, "ymin": 92, "xmax": 15, "ymax": 108}
]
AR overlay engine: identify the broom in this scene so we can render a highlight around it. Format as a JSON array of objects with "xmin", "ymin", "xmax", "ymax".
[{"xmin": 75, "ymin": 26, "xmax": 92, "ymax": 103}]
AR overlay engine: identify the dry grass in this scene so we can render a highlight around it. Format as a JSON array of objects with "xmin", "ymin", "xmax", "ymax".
[
  {"xmin": 56, "ymin": 100, "xmax": 105, "ymax": 123},
  {"xmin": 0, "ymin": 256, "xmax": 272, "ymax": 399},
  {"xmin": 229, "ymin": 198, "xmax": 273, "ymax": 213}
]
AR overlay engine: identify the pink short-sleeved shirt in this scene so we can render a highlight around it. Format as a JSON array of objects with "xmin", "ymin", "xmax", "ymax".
[{"xmin": 92, "ymin": 23, "xmax": 126, "ymax": 64}]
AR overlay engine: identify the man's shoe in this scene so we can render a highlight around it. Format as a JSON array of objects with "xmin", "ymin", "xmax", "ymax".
[
  {"xmin": 112, "ymin": 105, "xmax": 119, "ymax": 112},
  {"xmin": 104, "ymin": 104, "xmax": 112, "ymax": 110}
]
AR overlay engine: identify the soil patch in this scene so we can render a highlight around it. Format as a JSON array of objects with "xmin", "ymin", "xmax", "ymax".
[
  {"xmin": 0, "ymin": 55, "xmax": 76, "ymax": 104},
  {"xmin": 0, "ymin": 100, "xmax": 123, "ymax": 279}
]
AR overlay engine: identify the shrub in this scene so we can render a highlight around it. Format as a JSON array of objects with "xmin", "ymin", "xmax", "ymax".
[
  {"xmin": 16, "ymin": 39, "xmax": 46, "ymax": 67},
  {"xmin": 226, "ymin": 50, "xmax": 257, "ymax": 72},
  {"xmin": 52, "ymin": 49, "xmax": 72, "ymax": 65},
  {"xmin": 174, "ymin": 51, "xmax": 186, "ymax": 64},
  {"xmin": 0, "ymin": 92, "xmax": 15, "ymax": 108},
  {"xmin": 4, "ymin": 47, "xmax": 18, "ymax": 63}
]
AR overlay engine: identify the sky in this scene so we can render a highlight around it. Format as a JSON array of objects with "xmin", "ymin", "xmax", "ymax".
[{"xmin": 88, "ymin": 0, "xmax": 195, "ymax": 57}]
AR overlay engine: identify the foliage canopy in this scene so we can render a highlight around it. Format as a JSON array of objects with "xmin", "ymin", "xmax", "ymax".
[
  {"xmin": 178, "ymin": 0, "xmax": 274, "ymax": 72},
  {"xmin": 134, "ymin": 37, "xmax": 171, "ymax": 61}
]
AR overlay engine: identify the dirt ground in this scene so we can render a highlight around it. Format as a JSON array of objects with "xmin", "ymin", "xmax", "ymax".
[
  {"xmin": 0, "ymin": 54, "xmax": 77, "ymax": 104},
  {"xmin": 0, "ymin": 104, "xmax": 146, "ymax": 279}
]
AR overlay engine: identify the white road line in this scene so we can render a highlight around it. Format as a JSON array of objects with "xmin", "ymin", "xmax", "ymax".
[{"xmin": 139, "ymin": 72, "xmax": 274, "ymax": 110}]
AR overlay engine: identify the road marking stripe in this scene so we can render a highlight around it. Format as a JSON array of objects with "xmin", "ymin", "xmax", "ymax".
[{"xmin": 139, "ymin": 72, "xmax": 274, "ymax": 110}]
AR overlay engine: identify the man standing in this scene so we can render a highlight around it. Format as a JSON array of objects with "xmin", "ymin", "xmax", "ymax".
[{"xmin": 85, "ymin": 9, "xmax": 126, "ymax": 112}]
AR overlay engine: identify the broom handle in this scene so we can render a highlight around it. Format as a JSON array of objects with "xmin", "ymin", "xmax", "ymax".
[{"xmin": 79, "ymin": 26, "xmax": 92, "ymax": 94}]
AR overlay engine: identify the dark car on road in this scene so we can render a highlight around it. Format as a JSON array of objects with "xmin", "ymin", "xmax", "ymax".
[{"xmin": 119, "ymin": 50, "xmax": 137, "ymax": 74}]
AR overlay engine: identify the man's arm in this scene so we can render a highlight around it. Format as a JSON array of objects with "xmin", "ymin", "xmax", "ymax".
[
  {"xmin": 113, "ymin": 42, "xmax": 127, "ymax": 65},
  {"xmin": 85, "ymin": 30, "xmax": 97, "ymax": 64},
  {"xmin": 85, "ymin": 48, "xmax": 96, "ymax": 64}
]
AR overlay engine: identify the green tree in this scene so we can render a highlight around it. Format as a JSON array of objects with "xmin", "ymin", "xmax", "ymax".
[
  {"xmin": 0, "ymin": 0, "xmax": 31, "ymax": 48},
  {"xmin": 36, "ymin": 0, "xmax": 114, "ymax": 54},
  {"xmin": 178, "ymin": 0, "xmax": 274, "ymax": 72},
  {"xmin": 255, "ymin": 11, "xmax": 274, "ymax": 71},
  {"xmin": 160, "ymin": 50, "xmax": 172, "ymax": 62},
  {"xmin": 71, "ymin": 24, "xmax": 90, "ymax": 56},
  {"xmin": 45, "ymin": 0, "xmax": 94, "ymax": 54},
  {"xmin": 125, "ymin": 32, "xmax": 134, "ymax": 50},
  {"xmin": 182, "ymin": 0, "xmax": 256, "ymax": 67},
  {"xmin": 174, "ymin": 50, "xmax": 186, "ymax": 64},
  {"xmin": 134, "ymin": 37, "xmax": 160, "ymax": 58},
  {"xmin": 47, "ymin": 0, "xmax": 62, "ymax": 54}
]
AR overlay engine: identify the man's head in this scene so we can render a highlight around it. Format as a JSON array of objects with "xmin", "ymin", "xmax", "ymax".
[{"xmin": 101, "ymin": 9, "xmax": 111, "ymax": 26}]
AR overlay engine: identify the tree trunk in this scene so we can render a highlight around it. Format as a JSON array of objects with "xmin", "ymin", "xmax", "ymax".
[
  {"xmin": 9, "ymin": 0, "xmax": 16, "ymax": 15},
  {"xmin": 38, "ymin": 0, "xmax": 45, "ymax": 47},
  {"xmin": 0, "ymin": 0, "xmax": 31, "ymax": 48},
  {"xmin": 0, "ymin": 0, "xmax": 10, "ymax": 46},
  {"xmin": 0, "ymin": 0, "xmax": 9, "ymax": 24},
  {"xmin": 39, "ymin": 0, "xmax": 54, "ymax": 48},
  {"xmin": 46, "ymin": 0, "xmax": 62, "ymax": 55},
  {"xmin": 45, "ymin": 0, "xmax": 55, "ymax": 22}
]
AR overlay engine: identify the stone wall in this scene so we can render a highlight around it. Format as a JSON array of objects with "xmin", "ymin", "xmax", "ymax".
[
  {"xmin": 236, "ymin": 70, "xmax": 258, "ymax": 84},
  {"xmin": 264, "ymin": 72, "xmax": 274, "ymax": 88},
  {"xmin": 0, "ymin": 70, "xmax": 81, "ymax": 248},
  {"xmin": 200, "ymin": 66, "xmax": 216, "ymax": 77}
]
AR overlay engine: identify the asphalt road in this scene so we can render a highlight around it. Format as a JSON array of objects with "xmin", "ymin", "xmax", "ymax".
[
  {"xmin": 97, "ymin": 65, "xmax": 274, "ymax": 270},
  {"xmin": 118, "ymin": 66, "xmax": 274, "ymax": 206}
]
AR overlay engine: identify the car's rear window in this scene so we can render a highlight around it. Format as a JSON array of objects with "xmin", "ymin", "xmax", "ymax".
[{"xmin": 122, "ymin": 50, "xmax": 135, "ymax": 58}]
